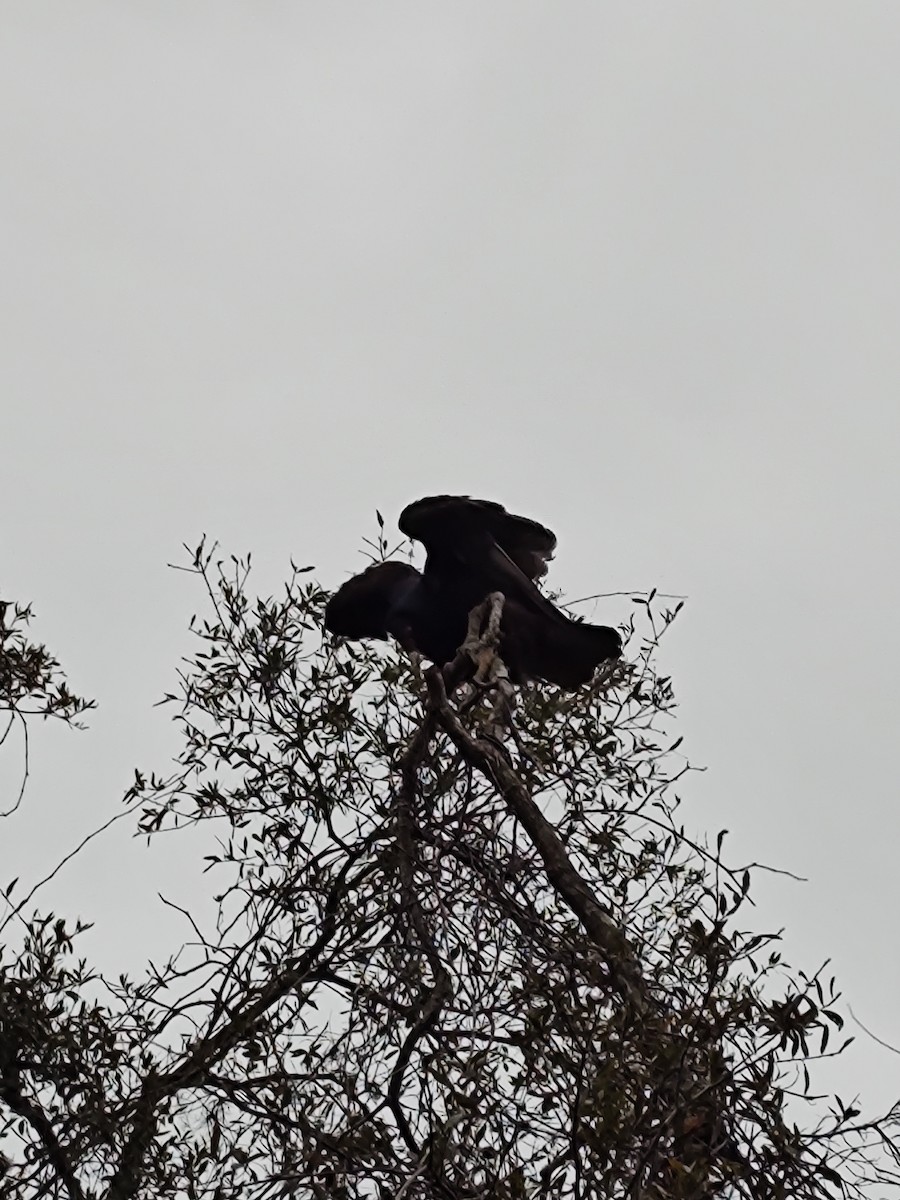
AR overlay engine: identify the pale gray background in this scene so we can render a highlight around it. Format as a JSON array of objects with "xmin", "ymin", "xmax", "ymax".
[{"xmin": 2, "ymin": 3, "xmax": 898, "ymax": 1111}]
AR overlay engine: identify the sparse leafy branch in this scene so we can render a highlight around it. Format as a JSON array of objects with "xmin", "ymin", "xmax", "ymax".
[
  {"xmin": 0, "ymin": 600, "xmax": 93, "ymax": 724},
  {"xmin": 0, "ymin": 597, "xmax": 93, "ymax": 818}
]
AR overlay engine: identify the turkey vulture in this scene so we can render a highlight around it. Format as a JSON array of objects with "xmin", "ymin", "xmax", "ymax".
[{"xmin": 324, "ymin": 496, "xmax": 621, "ymax": 690}]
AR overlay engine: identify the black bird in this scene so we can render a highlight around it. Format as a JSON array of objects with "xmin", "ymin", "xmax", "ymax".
[{"xmin": 324, "ymin": 495, "xmax": 621, "ymax": 690}]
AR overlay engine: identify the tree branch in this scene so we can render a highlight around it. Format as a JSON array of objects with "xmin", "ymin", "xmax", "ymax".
[
  {"xmin": 387, "ymin": 705, "xmax": 453, "ymax": 1160},
  {"xmin": 0, "ymin": 1070, "xmax": 87, "ymax": 1200},
  {"xmin": 424, "ymin": 665, "xmax": 647, "ymax": 1013},
  {"xmin": 104, "ymin": 853, "xmax": 363, "ymax": 1200}
]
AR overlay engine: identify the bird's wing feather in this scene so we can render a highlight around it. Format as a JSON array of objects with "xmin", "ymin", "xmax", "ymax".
[
  {"xmin": 482, "ymin": 541, "xmax": 570, "ymax": 622},
  {"xmin": 324, "ymin": 561, "xmax": 421, "ymax": 638},
  {"xmin": 399, "ymin": 495, "xmax": 556, "ymax": 580}
]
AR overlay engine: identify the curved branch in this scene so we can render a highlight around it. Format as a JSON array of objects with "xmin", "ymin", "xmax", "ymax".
[
  {"xmin": 104, "ymin": 852, "xmax": 364, "ymax": 1200},
  {"xmin": 0, "ymin": 1068, "xmax": 86, "ymax": 1200},
  {"xmin": 424, "ymin": 666, "xmax": 647, "ymax": 1014},
  {"xmin": 387, "ymin": 707, "xmax": 453, "ymax": 1158}
]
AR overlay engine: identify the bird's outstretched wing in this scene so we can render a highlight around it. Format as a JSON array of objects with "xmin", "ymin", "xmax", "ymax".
[
  {"xmin": 324, "ymin": 561, "xmax": 421, "ymax": 640},
  {"xmin": 399, "ymin": 495, "xmax": 556, "ymax": 581}
]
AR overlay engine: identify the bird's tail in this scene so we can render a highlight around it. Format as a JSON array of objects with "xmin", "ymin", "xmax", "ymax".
[{"xmin": 523, "ymin": 616, "xmax": 622, "ymax": 690}]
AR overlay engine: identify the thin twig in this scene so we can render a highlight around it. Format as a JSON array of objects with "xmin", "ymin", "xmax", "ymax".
[
  {"xmin": 848, "ymin": 1008, "xmax": 900, "ymax": 1057},
  {"xmin": 0, "ymin": 714, "xmax": 29, "ymax": 818},
  {"xmin": 567, "ymin": 590, "xmax": 688, "ymax": 606},
  {"xmin": 0, "ymin": 807, "xmax": 132, "ymax": 935},
  {"xmin": 738, "ymin": 861, "xmax": 809, "ymax": 883}
]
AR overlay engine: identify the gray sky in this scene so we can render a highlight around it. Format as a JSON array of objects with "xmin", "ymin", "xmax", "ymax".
[{"xmin": 2, "ymin": 3, "xmax": 899, "ymax": 1111}]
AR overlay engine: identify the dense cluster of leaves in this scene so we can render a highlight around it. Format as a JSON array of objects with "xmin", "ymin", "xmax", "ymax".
[
  {"xmin": 0, "ymin": 544, "xmax": 898, "ymax": 1199},
  {"xmin": 0, "ymin": 600, "xmax": 93, "ymax": 726},
  {"xmin": 0, "ymin": 599, "xmax": 94, "ymax": 818}
]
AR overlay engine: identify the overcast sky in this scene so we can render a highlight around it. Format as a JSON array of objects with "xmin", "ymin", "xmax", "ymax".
[{"xmin": 2, "ymin": 3, "xmax": 899, "ymax": 1113}]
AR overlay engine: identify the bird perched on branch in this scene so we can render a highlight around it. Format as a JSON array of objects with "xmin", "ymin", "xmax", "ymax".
[{"xmin": 324, "ymin": 495, "xmax": 622, "ymax": 690}]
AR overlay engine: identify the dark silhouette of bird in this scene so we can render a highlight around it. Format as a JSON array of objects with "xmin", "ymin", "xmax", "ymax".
[{"xmin": 324, "ymin": 496, "xmax": 621, "ymax": 690}]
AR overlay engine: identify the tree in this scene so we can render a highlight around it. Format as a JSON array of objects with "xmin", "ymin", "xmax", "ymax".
[{"xmin": 1, "ymin": 541, "xmax": 898, "ymax": 1199}]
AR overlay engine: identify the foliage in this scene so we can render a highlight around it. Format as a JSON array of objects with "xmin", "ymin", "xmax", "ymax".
[
  {"xmin": 0, "ymin": 543, "xmax": 897, "ymax": 1199},
  {"xmin": 0, "ymin": 598, "xmax": 94, "ymax": 818},
  {"xmin": 0, "ymin": 600, "xmax": 93, "ymax": 726}
]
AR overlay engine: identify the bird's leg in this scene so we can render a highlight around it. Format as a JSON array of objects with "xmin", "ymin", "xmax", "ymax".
[
  {"xmin": 459, "ymin": 598, "xmax": 490, "ymax": 673},
  {"xmin": 485, "ymin": 664, "xmax": 516, "ymax": 744},
  {"xmin": 458, "ymin": 593, "xmax": 521, "ymax": 743},
  {"xmin": 462, "ymin": 592, "xmax": 506, "ymax": 685}
]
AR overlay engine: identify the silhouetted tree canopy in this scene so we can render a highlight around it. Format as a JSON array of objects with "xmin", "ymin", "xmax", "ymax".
[{"xmin": 0, "ymin": 539, "xmax": 898, "ymax": 1200}]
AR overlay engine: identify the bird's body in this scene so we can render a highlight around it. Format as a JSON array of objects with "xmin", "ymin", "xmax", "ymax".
[{"xmin": 324, "ymin": 496, "xmax": 621, "ymax": 689}]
